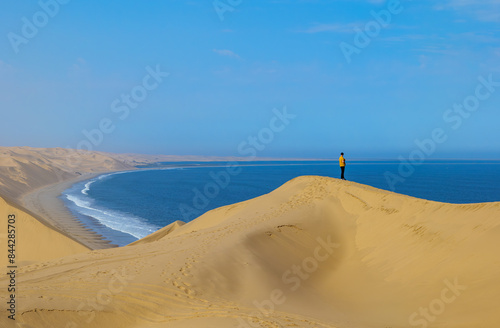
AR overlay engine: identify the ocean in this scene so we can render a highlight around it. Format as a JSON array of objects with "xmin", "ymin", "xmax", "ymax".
[{"xmin": 60, "ymin": 160, "xmax": 500, "ymax": 246}]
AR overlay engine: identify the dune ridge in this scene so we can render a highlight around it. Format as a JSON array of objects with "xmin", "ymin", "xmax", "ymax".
[{"xmin": 1, "ymin": 175, "xmax": 498, "ymax": 327}]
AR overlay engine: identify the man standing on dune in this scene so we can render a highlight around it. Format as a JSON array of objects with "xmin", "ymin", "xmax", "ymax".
[{"xmin": 339, "ymin": 152, "xmax": 346, "ymax": 180}]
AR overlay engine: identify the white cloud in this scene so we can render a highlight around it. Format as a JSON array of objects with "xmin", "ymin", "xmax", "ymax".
[
  {"xmin": 380, "ymin": 34, "xmax": 428, "ymax": 42},
  {"xmin": 213, "ymin": 49, "xmax": 241, "ymax": 59},
  {"xmin": 473, "ymin": 9, "xmax": 500, "ymax": 22},
  {"xmin": 444, "ymin": 0, "xmax": 500, "ymax": 6},
  {"xmin": 301, "ymin": 22, "xmax": 361, "ymax": 34},
  {"xmin": 436, "ymin": 0, "xmax": 500, "ymax": 21},
  {"xmin": 411, "ymin": 46, "xmax": 460, "ymax": 56},
  {"xmin": 458, "ymin": 32, "xmax": 500, "ymax": 43}
]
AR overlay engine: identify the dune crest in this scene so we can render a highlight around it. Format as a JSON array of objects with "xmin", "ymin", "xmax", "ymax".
[{"xmin": 1, "ymin": 176, "xmax": 498, "ymax": 328}]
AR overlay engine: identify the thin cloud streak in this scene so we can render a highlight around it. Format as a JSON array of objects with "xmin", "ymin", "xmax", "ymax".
[
  {"xmin": 300, "ymin": 22, "xmax": 361, "ymax": 34},
  {"xmin": 213, "ymin": 49, "xmax": 241, "ymax": 59}
]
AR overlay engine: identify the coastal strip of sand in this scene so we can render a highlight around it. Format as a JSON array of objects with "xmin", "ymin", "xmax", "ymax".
[{"xmin": 20, "ymin": 173, "xmax": 120, "ymax": 250}]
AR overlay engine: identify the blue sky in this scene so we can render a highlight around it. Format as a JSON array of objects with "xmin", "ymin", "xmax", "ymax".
[{"xmin": 0, "ymin": 0, "xmax": 499, "ymax": 159}]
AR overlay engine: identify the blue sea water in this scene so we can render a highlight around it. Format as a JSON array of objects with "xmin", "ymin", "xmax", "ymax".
[{"xmin": 60, "ymin": 161, "xmax": 500, "ymax": 246}]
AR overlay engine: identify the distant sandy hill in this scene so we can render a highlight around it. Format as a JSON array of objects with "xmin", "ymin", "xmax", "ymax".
[
  {"xmin": 0, "ymin": 147, "xmax": 134, "ymax": 201},
  {"xmin": 0, "ymin": 147, "xmax": 138, "ymax": 266},
  {"xmin": 0, "ymin": 147, "xmax": 272, "ymax": 202},
  {"xmin": 1, "ymin": 175, "xmax": 498, "ymax": 328},
  {"xmin": 107, "ymin": 153, "xmax": 253, "ymax": 166}
]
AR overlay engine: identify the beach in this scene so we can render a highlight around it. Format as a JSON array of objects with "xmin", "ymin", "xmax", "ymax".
[
  {"xmin": 21, "ymin": 173, "xmax": 118, "ymax": 250},
  {"xmin": 0, "ymin": 147, "xmax": 499, "ymax": 328}
]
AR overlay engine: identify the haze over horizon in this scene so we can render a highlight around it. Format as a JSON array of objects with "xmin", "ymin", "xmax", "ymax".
[{"xmin": 1, "ymin": 0, "xmax": 499, "ymax": 159}]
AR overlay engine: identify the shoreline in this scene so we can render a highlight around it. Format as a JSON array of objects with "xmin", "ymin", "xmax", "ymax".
[{"xmin": 20, "ymin": 172, "xmax": 127, "ymax": 250}]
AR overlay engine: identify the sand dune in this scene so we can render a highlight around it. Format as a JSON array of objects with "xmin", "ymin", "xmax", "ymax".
[
  {"xmin": 106, "ymin": 152, "xmax": 306, "ymax": 167},
  {"xmin": 106, "ymin": 153, "xmax": 256, "ymax": 167},
  {"xmin": 0, "ymin": 147, "xmax": 134, "ymax": 201},
  {"xmin": 0, "ymin": 196, "xmax": 89, "ymax": 267},
  {"xmin": 1, "ymin": 175, "xmax": 499, "ymax": 328},
  {"xmin": 0, "ymin": 147, "xmax": 138, "ymax": 254}
]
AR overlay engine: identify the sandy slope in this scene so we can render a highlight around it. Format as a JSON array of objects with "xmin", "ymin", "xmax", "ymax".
[
  {"xmin": 1, "ymin": 176, "xmax": 498, "ymax": 328},
  {"xmin": 0, "ymin": 196, "xmax": 89, "ymax": 267}
]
